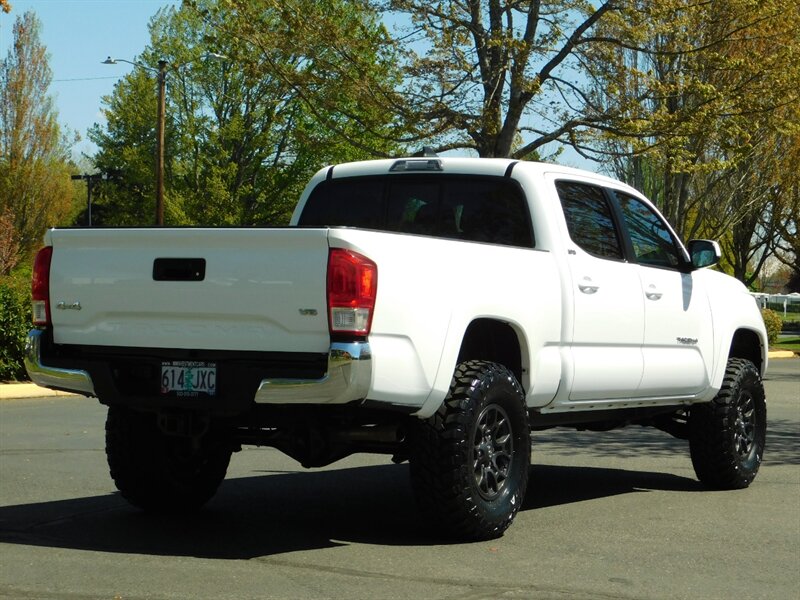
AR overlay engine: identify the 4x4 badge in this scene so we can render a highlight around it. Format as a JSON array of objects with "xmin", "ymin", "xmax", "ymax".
[{"xmin": 56, "ymin": 301, "xmax": 82, "ymax": 311}]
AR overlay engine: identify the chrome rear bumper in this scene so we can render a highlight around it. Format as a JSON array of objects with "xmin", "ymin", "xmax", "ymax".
[
  {"xmin": 25, "ymin": 329, "xmax": 370, "ymax": 405},
  {"xmin": 255, "ymin": 342, "xmax": 371, "ymax": 404},
  {"xmin": 25, "ymin": 329, "xmax": 96, "ymax": 396}
]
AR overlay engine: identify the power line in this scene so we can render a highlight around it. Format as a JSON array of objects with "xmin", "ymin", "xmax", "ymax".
[{"xmin": 53, "ymin": 76, "xmax": 121, "ymax": 82}]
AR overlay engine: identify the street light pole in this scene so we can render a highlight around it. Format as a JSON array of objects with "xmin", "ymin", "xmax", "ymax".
[
  {"xmin": 156, "ymin": 59, "xmax": 167, "ymax": 226},
  {"xmin": 71, "ymin": 173, "xmax": 105, "ymax": 227},
  {"xmin": 103, "ymin": 54, "xmax": 227, "ymax": 226}
]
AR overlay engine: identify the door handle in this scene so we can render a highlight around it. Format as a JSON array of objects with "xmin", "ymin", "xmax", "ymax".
[
  {"xmin": 578, "ymin": 277, "xmax": 599, "ymax": 294},
  {"xmin": 645, "ymin": 284, "xmax": 662, "ymax": 300}
]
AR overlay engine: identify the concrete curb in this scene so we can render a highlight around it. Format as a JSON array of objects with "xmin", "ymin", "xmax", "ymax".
[
  {"xmin": 768, "ymin": 350, "xmax": 797, "ymax": 359},
  {"xmin": 0, "ymin": 383, "xmax": 80, "ymax": 400},
  {"xmin": 2, "ymin": 350, "xmax": 796, "ymax": 400}
]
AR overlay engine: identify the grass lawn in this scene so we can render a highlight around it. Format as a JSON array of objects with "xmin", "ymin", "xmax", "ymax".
[
  {"xmin": 779, "ymin": 313, "xmax": 800, "ymax": 324},
  {"xmin": 772, "ymin": 337, "xmax": 800, "ymax": 353}
]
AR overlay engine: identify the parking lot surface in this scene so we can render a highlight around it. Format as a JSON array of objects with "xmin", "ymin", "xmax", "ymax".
[{"xmin": 1, "ymin": 359, "xmax": 798, "ymax": 599}]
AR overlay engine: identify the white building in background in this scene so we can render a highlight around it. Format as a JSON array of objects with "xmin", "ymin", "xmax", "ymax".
[{"xmin": 752, "ymin": 292, "xmax": 800, "ymax": 316}]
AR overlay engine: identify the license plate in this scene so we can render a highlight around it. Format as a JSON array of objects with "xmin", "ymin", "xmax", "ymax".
[{"xmin": 161, "ymin": 361, "xmax": 217, "ymax": 397}]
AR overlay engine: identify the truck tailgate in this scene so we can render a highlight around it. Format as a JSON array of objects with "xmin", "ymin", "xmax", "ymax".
[{"xmin": 46, "ymin": 228, "xmax": 331, "ymax": 353}]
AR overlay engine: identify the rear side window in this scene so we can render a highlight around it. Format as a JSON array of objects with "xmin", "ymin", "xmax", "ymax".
[
  {"xmin": 299, "ymin": 175, "xmax": 534, "ymax": 248},
  {"xmin": 556, "ymin": 181, "xmax": 623, "ymax": 260}
]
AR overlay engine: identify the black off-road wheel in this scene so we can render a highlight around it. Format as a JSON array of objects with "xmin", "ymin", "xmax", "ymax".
[
  {"xmin": 105, "ymin": 406, "xmax": 232, "ymax": 512},
  {"xmin": 689, "ymin": 358, "xmax": 766, "ymax": 489},
  {"xmin": 409, "ymin": 360, "xmax": 530, "ymax": 541}
]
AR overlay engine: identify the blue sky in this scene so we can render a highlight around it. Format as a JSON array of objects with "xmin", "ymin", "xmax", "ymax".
[
  {"xmin": 1, "ymin": 0, "xmax": 591, "ymax": 169},
  {"xmin": 0, "ymin": 0, "xmax": 178, "ymax": 162}
]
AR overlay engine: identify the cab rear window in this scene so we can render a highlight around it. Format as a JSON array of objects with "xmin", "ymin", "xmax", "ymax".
[{"xmin": 298, "ymin": 175, "xmax": 534, "ymax": 248}]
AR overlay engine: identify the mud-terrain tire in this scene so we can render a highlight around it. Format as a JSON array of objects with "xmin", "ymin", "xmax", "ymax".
[
  {"xmin": 105, "ymin": 406, "xmax": 232, "ymax": 512},
  {"xmin": 689, "ymin": 358, "xmax": 766, "ymax": 489},
  {"xmin": 409, "ymin": 360, "xmax": 530, "ymax": 540}
]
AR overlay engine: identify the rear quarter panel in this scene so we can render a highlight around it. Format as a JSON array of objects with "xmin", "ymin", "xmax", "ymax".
[{"xmin": 327, "ymin": 228, "xmax": 562, "ymax": 416}]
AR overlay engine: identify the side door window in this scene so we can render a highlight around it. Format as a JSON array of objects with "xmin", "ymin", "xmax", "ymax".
[{"xmin": 556, "ymin": 181, "xmax": 624, "ymax": 260}]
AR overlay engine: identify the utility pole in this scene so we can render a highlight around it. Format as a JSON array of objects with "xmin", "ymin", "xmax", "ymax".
[{"xmin": 156, "ymin": 59, "xmax": 167, "ymax": 226}]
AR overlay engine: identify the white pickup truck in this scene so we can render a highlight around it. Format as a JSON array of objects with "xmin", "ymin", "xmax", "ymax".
[{"xmin": 26, "ymin": 157, "xmax": 768, "ymax": 540}]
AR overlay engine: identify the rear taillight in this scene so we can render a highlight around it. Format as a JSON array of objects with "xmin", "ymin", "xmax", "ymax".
[
  {"xmin": 327, "ymin": 249, "xmax": 377, "ymax": 336},
  {"xmin": 32, "ymin": 246, "xmax": 53, "ymax": 326}
]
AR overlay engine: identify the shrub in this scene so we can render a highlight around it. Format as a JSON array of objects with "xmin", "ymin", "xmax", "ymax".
[
  {"xmin": 0, "ymin": 269, "xmax": 31, "ymax": 381},
  {"xmin": 761, "ymin": 308, "xmax": 783, "ymax": 346}
]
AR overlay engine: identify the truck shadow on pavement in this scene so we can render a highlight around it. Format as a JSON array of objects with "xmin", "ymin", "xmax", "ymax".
[
  {"xmin": 533, "ymin": 417, "xmax": 800, "ymax": 466},
  {"xmin": 0, "ymin": 460, "xmax": 703, "ymax": 560},
  {"xmin": 524, "ymin": 464, "xmax": 701, "ymax": 510}
]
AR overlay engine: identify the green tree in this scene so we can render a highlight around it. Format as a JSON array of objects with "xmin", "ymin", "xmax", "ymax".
[
  {"xmin": 595, "ymin": 0, "xmax": 799, "ymax": 247},
  {"xmin": 711, "ymin": 117, "xmax": 799, "ymax": 287},
  {"xmin": 0, "ymin": 267, "xmax": 30, "ymax": 381},
  {"xmin": 216, "ymin": 0, "xmax": 413, "ymax": 156},
  {"xmin": 89, "ymin": 68, "xmax": 162, "ymax": 226},
  {"xmin": 90, "ymin": 0, "xmax": 404, "ymax": 226},
  {"xmin": 0, "ymin": 10, "xmax": 75, "ymax": 272},
  {"xmin": 771, "ymin": 131, "xmax": 800, "ymax": 291},
  {"xmin": 378, "ymin": 0, "xmax": 728, "ymax": 159}
]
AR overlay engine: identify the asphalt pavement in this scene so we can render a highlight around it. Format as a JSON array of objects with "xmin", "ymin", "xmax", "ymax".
[{"xmin": 0, "ymin": 358, "xmax": 797, "ymax": 600}]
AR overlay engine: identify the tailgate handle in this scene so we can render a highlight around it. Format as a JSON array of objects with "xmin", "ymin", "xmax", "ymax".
[{"xmin": 153, "ymin": 258, "xmax": 206, "ymax": 282}]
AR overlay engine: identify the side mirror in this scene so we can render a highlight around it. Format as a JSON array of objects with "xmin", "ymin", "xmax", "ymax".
[{"xmin": 688, "ymin": 239, "xmax": 721, "ymax": 269}]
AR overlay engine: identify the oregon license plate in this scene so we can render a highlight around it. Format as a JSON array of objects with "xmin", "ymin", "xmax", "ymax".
[{"xmin": 161, "ymin": 361, "xmax": 217, "ymax": 397}]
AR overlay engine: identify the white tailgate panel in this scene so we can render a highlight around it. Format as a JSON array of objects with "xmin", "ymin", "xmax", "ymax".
[{"xmin": 48, "ymin": 228, "xmax": 331, "ymax": 353}]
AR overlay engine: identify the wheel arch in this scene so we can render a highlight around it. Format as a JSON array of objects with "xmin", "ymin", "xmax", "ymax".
[
  {"xmin": 456, "ymin": 318, "xmax": 526, "ymax": 390},
  {"xmin": 706, "ymin": 327, "xmax": 767, "ymax": 398},
  {"xmin": 416, "ymin": 316, "xmax": 534, "ymax": 419},
  {"xmin": 727, "ymin": 327, "xmax": 766, "ymax": 375}
]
